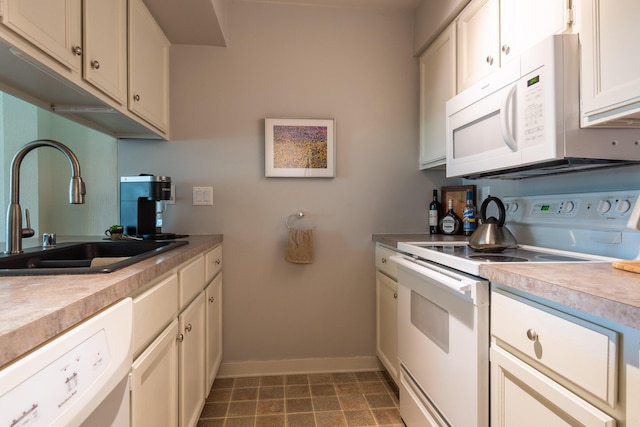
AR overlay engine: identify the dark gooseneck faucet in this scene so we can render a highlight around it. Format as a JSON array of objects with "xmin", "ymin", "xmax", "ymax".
[{"xmin": 5, "ymin": 139, "xmax": 86, "ymax": 254}]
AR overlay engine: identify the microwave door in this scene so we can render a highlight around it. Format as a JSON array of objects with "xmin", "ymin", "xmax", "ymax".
[{"xmin": 446, "ymin": 81, "xmax": 522, "ymax": 178}]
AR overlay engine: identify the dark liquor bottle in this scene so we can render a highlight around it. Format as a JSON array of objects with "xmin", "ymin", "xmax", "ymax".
[
  {"xmin": 462, "ymin": 189, "xmax": 476, "ymax": 236},
  {"xmin": 440, "ymin": 199, "xmax": 462, "ymax": 235},
  {"xmin": 428, "ymin": 189, "xmax": 441, "ymax": 234}
]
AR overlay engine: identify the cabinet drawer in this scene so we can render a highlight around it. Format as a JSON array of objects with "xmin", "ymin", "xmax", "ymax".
[
  {"xmin": 375, "ymin": 244, "xmax": 398, "ymax": 280},
  {"xmin": 132, "ymin": 273, "xmax": 178, "ymax": 356},
  {"xmin": 205, "ymin": 245, "xmax": 222, "ymax": 283},
  {"xmin": 491, "ymin": 291, "xmax": 618, "ymax": 405},
  {"xmin": 179, "ymin": 256, "xmax": 205, "ymax": 309}
]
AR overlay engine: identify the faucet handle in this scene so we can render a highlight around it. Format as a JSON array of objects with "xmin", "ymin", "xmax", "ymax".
[{"xmin": 22, "ymin": 208, "xmax": 35, "ymax": 238}]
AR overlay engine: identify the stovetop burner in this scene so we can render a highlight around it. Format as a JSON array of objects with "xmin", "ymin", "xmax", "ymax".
[
  {"xmin": 413, "ymin": 244, "xmax": 594, "ymax": 263},
  {"xmin": 467, "ymin": 254, "xmax": 529, "ymax": 262}
]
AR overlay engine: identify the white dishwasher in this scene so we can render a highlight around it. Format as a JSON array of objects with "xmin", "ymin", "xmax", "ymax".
[{"xmin": 0, "ymin": 298, "xmax": 133, "ymax": 426}]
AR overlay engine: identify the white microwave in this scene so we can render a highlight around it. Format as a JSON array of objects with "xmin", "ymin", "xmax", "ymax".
[{"xmin": 446, "ymin": 34, "xmax": 640, "ymax": 179}]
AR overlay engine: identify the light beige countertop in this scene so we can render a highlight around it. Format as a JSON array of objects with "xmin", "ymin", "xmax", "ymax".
[
  {"xmin": 372, "ymin": 233, "xmax": 640, "ymax": 331},
  {"xmin": 0, "ymin": 234, "xmax": 222, "ymax": 369},
  {"xmin": 479, "ymin": 262, "xmax": 640, "ymax": 330}
]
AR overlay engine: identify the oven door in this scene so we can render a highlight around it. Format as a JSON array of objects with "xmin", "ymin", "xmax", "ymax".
[{"xmin": 393, "ymin": 255, "xmax": 489, "ymax": 427}]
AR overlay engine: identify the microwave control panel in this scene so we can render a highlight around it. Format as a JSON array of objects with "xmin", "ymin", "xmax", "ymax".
[{"xmin": 522, "ymin": 72, "xmax": 545, "ymax": 144}]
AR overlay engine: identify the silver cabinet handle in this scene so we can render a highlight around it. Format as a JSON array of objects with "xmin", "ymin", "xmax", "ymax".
[
  {"xmin": 185, "ymin": 323, "xmax": 193, "ymax": 333},
  {"xmin": 215, "ymin": 259, "xmax": 221, "ymax": 265},
  {"xmin": 393, "ymin": 292, "xmax": 398, "ymax": 299},
  {"xmin": 133, "ymin": 94, "xmax": 141, "ymax": 102},
  {"xmin": 91, "ymin": 60, "xmax": 100, "ymax": 70},
  {"xmin": 501, "ymin": 44, "xmax": 511, "ymax": 55},
  {"xmin": 209, "ymin": 296, "xmax": 215, "ymax": 303},
  {"xmin": 526, "ymin": 329, "xmax": 538, "ymax": 342},
  {"xmin": 486, "ymin": 56, "xmax": 494, "ymax": 65},
  {"xmin": 72, "ymin": 46, "xmax": 82, "ymax": 56},
  {"xmin": 381, "ymin": 257, "xmax": 387, "ymax": 264},
  {"xmin": 177, "ymin": 333, "xmax": 184, "ymax": 343}
]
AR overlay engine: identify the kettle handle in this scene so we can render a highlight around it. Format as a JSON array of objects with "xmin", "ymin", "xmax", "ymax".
[{"xmin": 480, "ymin": 196, "xmax": 506, "ymax": 226}]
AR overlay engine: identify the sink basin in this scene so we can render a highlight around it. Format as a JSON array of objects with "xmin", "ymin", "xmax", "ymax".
[{"xmin": 0, "ymin": 240, "xmax": 188, "ymax": 275}]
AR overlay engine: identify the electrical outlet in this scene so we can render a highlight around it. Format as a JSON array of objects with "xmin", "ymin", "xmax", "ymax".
[{"xmin": 192, "ymin": 186, "xmax": 213, "ymax": 206}]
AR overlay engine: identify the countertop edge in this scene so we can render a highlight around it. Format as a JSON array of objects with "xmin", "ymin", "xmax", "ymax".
[{"xmin": 0, "ymin": 234, "xmax": 222, "ymax": 368}]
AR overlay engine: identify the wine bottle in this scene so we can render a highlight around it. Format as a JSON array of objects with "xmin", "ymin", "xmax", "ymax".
[
  {"xmin": 440, "ymin": 199, "xmax": 462, "ymax": 235},
  {"xmin": 462, "ymin": 189, "xmax": 476, "ymax": 236},
  {"xmin": 428, "ymin": 189, "xmax": 441, "ymax": 234}
]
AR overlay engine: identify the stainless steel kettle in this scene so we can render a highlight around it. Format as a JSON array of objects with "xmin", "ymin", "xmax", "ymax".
[{"xmin": 468, "ymin": 196, "xmax": 518, "ymax": 252}]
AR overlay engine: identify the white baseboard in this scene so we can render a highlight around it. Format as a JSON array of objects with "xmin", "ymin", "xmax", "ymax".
[{"xmin": 217, "ymin": 356, "xmax": 383, "ymax": 378}]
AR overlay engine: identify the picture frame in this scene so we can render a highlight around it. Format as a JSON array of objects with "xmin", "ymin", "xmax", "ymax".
[
  {"xmin": 265, "ymin": 118, "xmax": 336, "ymax": 178},
  {"xmin": 441, "ymin": 185, "xmax": 476, "ymax": 218}
]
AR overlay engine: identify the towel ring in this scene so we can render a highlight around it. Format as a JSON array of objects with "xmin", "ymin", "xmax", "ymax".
[{"xmin": 286, "ymin": 211, "xmax": 304, "ymax": 229}]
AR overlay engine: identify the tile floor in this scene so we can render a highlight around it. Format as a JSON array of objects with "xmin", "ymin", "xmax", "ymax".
[{"xmin": 197, "ymin": 371, "xmax": 404, "ymax": 427}]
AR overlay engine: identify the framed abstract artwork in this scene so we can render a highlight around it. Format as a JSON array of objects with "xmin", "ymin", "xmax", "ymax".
[{"xmin": 265, "ymin": 118, "xmax": 336, "ymax": 178}]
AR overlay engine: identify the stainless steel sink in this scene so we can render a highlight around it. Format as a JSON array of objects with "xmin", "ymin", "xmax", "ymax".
[{"xmin": 0, "ymin": 240, "xmax": 188, "ymax": 275}]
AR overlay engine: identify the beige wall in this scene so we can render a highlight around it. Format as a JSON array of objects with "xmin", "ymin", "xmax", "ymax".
[{"xmin": 119, "ymin": 1, "xmax": 448, "ymax": 373}]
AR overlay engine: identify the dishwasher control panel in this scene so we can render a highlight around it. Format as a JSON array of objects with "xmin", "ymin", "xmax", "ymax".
[
  {"xmin": 0, "ymin": 331, "xmax": 110, "ymax": 426},
  {"xmin": 0, "ymin": 298, "xmax": 132, "ymax": 427}
]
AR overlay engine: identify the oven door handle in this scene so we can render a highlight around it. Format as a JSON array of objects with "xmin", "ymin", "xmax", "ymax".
[{"xmin": 391, "ymin": 255, "xmax": 486, "ymax": 302}]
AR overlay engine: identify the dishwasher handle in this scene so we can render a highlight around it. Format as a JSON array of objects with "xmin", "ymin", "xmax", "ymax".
[{"xmin": 391, "ymin": 255, "xmax": 488, "ymax": 305}]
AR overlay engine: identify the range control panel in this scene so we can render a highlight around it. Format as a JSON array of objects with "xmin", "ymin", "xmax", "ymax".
[{"xmin": 504, "ymin": 190, "xmax": 640, "ymax": 230}]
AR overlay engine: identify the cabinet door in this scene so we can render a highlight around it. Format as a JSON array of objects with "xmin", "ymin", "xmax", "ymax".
[
  {"xmin": 179, "ymin": 255, "xmax": 206, "ymax": 309},
  {"xmin": 456, "ymin": 0, "xmax": 499, "ymax": 92},
  {"xmin": 179, "ymin": 292, "xmax": 206, "ymax": 427},
  {"xmin": 205, "ymin": 245, "xmax": 223, "ymax": 284},
  {"xmin": 131, "ymin": 319, "xmax": 179, "ymax": 427},
  {"xmin": 580, "ymin": 0, "xmax": 640, "ymax": 127},
  {"xmin": 1, "ymin": 0, "xmax": 82, "ymax": 71},
  {"xmin": 128, "ymin": 0, "xmax": 170, "ymax": 133},
  {"xmin": 376, "ymin": 271, "xmax": 398, "ymax": 385},
  {"xmin": 419, "ymin": 22, "xmax": 456, "ymax": 170},
  {"xmin": 491, "ymin": 346, "xmax": 615, "ymax": 427},
  {"xmin": 83, "ymin": 0, "xmax": 127, "ymax": 104},
  {"xmin": 205, "ymin": 273, "xmax": 223, "ymax": 394},
  {"xmin": 500, "ymin": 0, "xmax": 571, "ymax": 64}
]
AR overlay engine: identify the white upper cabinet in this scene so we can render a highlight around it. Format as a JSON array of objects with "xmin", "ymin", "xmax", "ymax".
[
  {"xmin": 1, "ymin": 0, "xmax": 82, "ymax": 71},
  {"xmin": 83, "ymin": 0, "xmax": 127, "ymax": 104},
  {"xmin": 419, "ymin": 23, "xmax": 456, "ymax": 170},
  {"xmin": 580, "ymin": 0, "xmax": 640, "ymax": 128},
  {"xmin": 500, "ymin": 0, "xmax": 572, "ymax": 64},
  {"xmin": 456, "ymin": 0, "xmax": 500, "ymax": 92},
  {"xmin": 456, "ymin": 0, "xmax": 571, "ymax": 92},
  {"xmin": 129, "ymin": 0, "xmax": 170, "ymax": 134}
]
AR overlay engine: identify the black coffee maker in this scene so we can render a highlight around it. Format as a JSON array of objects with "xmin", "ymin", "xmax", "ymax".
[{"xmin": 120, "ymin": 175, "xmax": 175, "ymax": 239}]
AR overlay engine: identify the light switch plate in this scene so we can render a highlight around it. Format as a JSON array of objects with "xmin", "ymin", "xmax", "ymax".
[{"xmin": 192, "ymin": 186, "xmax": 213, "ymax": 206}]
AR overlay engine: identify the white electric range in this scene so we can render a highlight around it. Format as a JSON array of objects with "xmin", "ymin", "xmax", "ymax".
[
  {"xmin": 399, "ymin": 190, "xmax": 640, "ymax": 276},
  {"xmin": 392, "ymin": 190, "xmax": 640, "ymax": 427}
]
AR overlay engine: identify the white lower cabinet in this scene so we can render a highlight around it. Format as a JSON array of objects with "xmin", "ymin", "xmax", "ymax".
[
  {"xmin": 491, "ymin": 346, "xmax": 614, "ymax": 427},
  {"xmin": 374, "ymin": 244, "xmax": 399, "ymax": 385},
  {"xmin": 179, "ymin": 292, "xmax": 206, "ymax": 427},
  {"xmin": 129, "ymin": 244, "xmax": 223, "ymax": 427},
  {"xmin": 490, "ymin": 288, "xmax": 619, "ymax": 427},
  {"xmin": 376, "ymin": 271, "xmax": 398, "ymax": 384},
  {"xmin": 205, "ymin": 272, "xmax": 223, "ymax": 394},
  {"xmin": 130, "ymin": 319, "xmax": 179, "ymax": 427}
]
